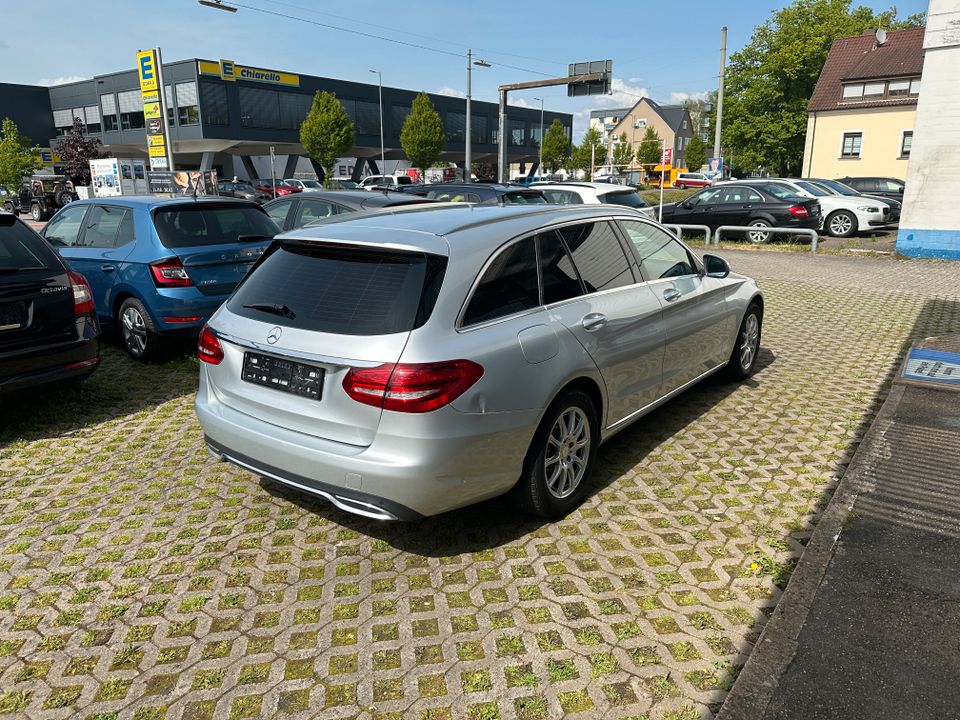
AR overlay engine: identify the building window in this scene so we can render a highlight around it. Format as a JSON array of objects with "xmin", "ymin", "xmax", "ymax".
[
  {"xmin": 101, "ymin": 94, "xmax": 118, "ymax": 132},
  {"xmin": 530, "ymin": 125, "xmax": 542, "ymax": 148},
  {"xmin": 470, "ymin": 115, "xmax": 488, "ymax": 145},
  {"xmin": 176, "ymin": 82, "xmax": 199, "ymax": 126},
  {"xmin": 842, "ymin": 77, "xmax": 922, "ymax": 102},
  {"xmin": 888, "ymin": 79, "xmax": 910, "ymax": 97},
  {"xmin": 239, "ymin": 86, "xmax": 280, "ymax": 128},
  {"xmin": 354, "ymin": 101, "xmax": 380, "ymax": 136},
  {"xmin": 200, "ymin": 82, "xmax": 229, "ymax": 126},
  {"xmin": 445, "ymin": 111, "xmax": 466, "ymax": 143},
  {"xmin": 390, "ymin": 105, "xmax": 410, "ymax": 142},
  {"xmin": 862, "ymin": 81, "xmax": 885, "ymax": 97},
  {"xmin": 910, "ymin": 78, "xmax": 921, "ymax": 95},
  {"xmin": 52, "ymin": 109, "xmax": 74, "ymax": 135},
  {"xmin": 117, "ymin": 90, "xmax": 144, "ymax": 130},
  {"xmin": 900, "ymin": 131, "xmax": 913, "ymax": 158},
  {"xmin": 509, "ymin": 120, "xmax": 525, "ymax": 147},
  {"xmin": 841, "ymin": 132, "xmax": 862, "ymax": 158},
  {"xmin": 84, "ymin": 105, "xmax": 101, "ymax": 134}
]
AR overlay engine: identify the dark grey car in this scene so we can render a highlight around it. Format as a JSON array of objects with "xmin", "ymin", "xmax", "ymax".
[
  {"xmin": 263, "ymin": 190, "xmax": 434, "ymax": 231},
  {"xmin": 218, "ymin": 181, "xmax": 271, "ymax": 204}
]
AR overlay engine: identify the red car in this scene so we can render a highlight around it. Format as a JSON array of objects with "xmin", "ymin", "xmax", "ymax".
[
  {"xmin": 673, "ymin": 172, "xmax": 712, "ymax": 189},
  {"xmin": 251, "ymin": 179, "xmax": 302, "ymax": 199}
]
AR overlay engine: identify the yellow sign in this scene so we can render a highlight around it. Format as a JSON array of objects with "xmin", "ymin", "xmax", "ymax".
[
  {"xmin": 143, "ymin": 102, "xmax": 161, "ymax": 120},
  {"xmin": 148, "ymin": 146, "xmax": 167, "ymax": 158},
  {"xmin": 147, "ymin": 135, "xmax": 165, "ymax": 148},
  {"xmin": 198, "ymin": 59, "xmax": 299, "ymax": 87},
  {"xmin": 137, "ymin": 50, "xmax": 158, "ymax": 93},
  {"xmin": 142, "ymin": 91, "xmax": 159, "ymax": 104}
]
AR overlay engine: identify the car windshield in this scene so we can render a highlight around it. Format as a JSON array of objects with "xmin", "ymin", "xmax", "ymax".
[
  {"xmin": 235, "ymin": 183, "xmax": 256, "ymax": 192},
  {"xmin": 794, "ymin": 181, "xmax": 829, "ymax": 197},
  {"xmin": 153, "ymin": 204, "xmax": 278, "ymax": 248},
  {"xmin": 336, "ymin": 180, "xmax": 359, "ymax": 189},
  {"xmin": 599, "ymin": 190, "xmax": 649, "ymax": 208},
  {"xmin": 503, "ymin": 192, "xmax": 547, "ymax": 204},
  {"xmin": 298, "ymin": 180, "xmax": 323, "ymax": 189},
  {"xmin": 812, "ymin": 179, "xmax": 858, "ymax": 196}
]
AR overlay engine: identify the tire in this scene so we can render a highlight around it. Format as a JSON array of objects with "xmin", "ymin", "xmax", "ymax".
[
  {"xmin": 726, "ymin": 302, "xmax": 762, "ymax": 380},
  {"xmin": 30, "ymin": 203, "xmax": 43, "ymax": 222},
  {"xmin": 826, "ymin": 210, "xmax": 857, "ymax": 238},
  {"xmin": 56, "ymin": 191, "xmax": 74, "ymax": 208},
  {"xmin": 513, "ymin": 389, "xmax": 599, "ymax": 519},
  {"xmin": 2, "ymin": 201, "xmax": 14, "ymax": 214},
  {"xmin": 746, "ymin": 218, "xmax": 772, "ymax": 244},
  {"xmin": 118, "ymin": 298, "xmax": 164, "ymax": 362},
  {"xmin": 678, "ymin": 183, "xmax": 687, "ymax": 190}
]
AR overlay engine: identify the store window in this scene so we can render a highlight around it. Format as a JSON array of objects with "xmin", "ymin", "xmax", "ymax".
[
  {"xmin": 101, "ymin": 94, "xmax": 118, "ymax": 132},
  {"xmin": 118, "ymin": 90, "xmax": 144, "ymax": 130},
  {"xmin": 176, "ymin": 82, "xmax": 200, "ymax": 125},
  {"xmin": 84, "ymin": 105, "xmax": 101, "ymax": 134}
]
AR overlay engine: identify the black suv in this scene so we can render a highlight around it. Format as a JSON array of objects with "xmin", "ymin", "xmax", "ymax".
[
  {"xmin": 0, "ymin": 213, "xmax": 100, "ymax": 397},
  {"xmin": 836, "ymin": 176, "xmax": 905, "ymax": 202},
  {"xmin": 2, "ymin": 176, "xmax": 78, "ymax": 221},
  {"xmin": 398, "ymin": 183, "xmax": 547, "ymax": 205}
]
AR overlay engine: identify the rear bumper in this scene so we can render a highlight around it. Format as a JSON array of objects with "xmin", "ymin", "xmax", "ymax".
[
  {"xmin": 149, "ymin": 290, "xmax": 232, "ymax": 333},
  {"xmin": 0, "ymin": 333, "xmax": 100, "ymax": 395},
  {"xmin": 195, "ymin": 368, "xmax": 539, "ymax": 519}
]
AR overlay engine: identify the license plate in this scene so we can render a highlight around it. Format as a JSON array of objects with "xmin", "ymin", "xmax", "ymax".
[
  {"xmin": 242, "ymin": 351, "xmax": 324, "ymax": 400},
  {"xmin": 0, "ymin": 302, "xmax": 26, "ymax": 332}
]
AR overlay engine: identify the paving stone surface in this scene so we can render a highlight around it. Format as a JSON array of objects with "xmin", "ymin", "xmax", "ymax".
[{"xmin": 1, "ymin": 251, "xmax": 958, "ymax": 720}]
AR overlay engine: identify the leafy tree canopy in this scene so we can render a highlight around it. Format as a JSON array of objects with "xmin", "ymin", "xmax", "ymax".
[
  {"xmin": 636, "ymin": 127, "xmax": 663, "ymax": 166},
  {"xmin": 723, "ymin": 0, "xmax": 925, "ymax": 175},
  {"xmin": 540, "ymin": 119, "xmax": 570, "ymax": 174},
  {"xmin": 0, "ymin": 118, "xmax": 41, "ymax": 194},
  {"xmin": 612, "ymin": 132, "xmax": 635, "ymax": 169},
  {"xmin": 300, "ymin": 91, "xmax": 355, "ymax": 188},
  {"xmin": 400, "ymin": 92, "xmax": 444, "ymax": 174},
  {"xmin": 685, "ymin": 134, "xmax": 707, "ymax": 172},
  {"xmin": 54, "ymin": 117, "xmax": 102, "ymax": 186}
]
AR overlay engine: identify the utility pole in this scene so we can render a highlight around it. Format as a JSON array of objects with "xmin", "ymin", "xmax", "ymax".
[
  {"xmin": 533, "ymin": 97, "xmax": 544, "ymax": 177},
  {"xmin": 713, "ymin": 26, "xmax": 727, "ymax": 175},
  {"xmin": 466, "ymin": 50, "xmax": 473, "ymax": 184}
]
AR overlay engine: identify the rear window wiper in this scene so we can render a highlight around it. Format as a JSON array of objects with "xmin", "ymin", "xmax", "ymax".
[
  {"xmin": 242, "ymin": 302, "xmax": 296, "ymax": 319},
  {"xmin": 238, "ymin": 234, "xmax": 273, "ymax": 243}
]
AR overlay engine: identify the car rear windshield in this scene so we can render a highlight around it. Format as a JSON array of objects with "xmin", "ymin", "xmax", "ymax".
[
  {"xmin": 599, "ymin": 190, "xmax": 649, "ymax": 208},
  {"xmin": 752, "ymin": 183, "xmax": 797, "ymax": 201},
  {"xmin": 0, "ymin": 218, "xmax": 59, "ymax": 272},
  {"xmin": 228, "ymin": 242, "xmax": 447, "ymax": 336},
  {"xmin": 153, "ymin": 204, "xmax": 278, "ymax": 248},
  {"xmin": 502, "ymin": 191, "xmax": 547, "ymax": 204}
]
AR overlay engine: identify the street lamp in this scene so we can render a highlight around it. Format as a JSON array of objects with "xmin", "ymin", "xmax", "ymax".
[
  {"xmin": 369, "ymin": 70, "xmax": 385, "ymax": 175},
  {"xmin": 465, "ymin": 50, "xmax": 491, "ymax": 183},
  {"xmin": 533, "ymin": 97, "xmax": 544, "ymax": 178},
  {"xmin": 197, "ymin": 0, "xmax": 237, "ymax": 11}
]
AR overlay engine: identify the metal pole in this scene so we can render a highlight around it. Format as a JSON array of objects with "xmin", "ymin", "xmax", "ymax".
[
  {"xmin": 466, "ymin": 50, "xmax": 472, "ymax": 183},
  {"xmin": 369, "ymin": 70, "xmax": 384, "ymax": 175},
  {"xmin": 658, "ymin": 139, "xmax": 665, "ymax": 223},
  {"xmin": 154, "ymin": 47, "xmax": 175, "ymax": 172},
  {"xmin": 713, "ymin": 26, "xmax": 727, "ymax": 165},
  {"xmin": 590, "ymin": 142, "xmax": 595, "ymax": 181},
  {"xmin": 535, "ymin": 97, "xmax": 544, "ymax": 176},
  {"xmin": 270, "ymin": 145, "xmax": 276, "ymax": 197},
  {"xmin": 497, "ymin": 89, "xmax": 507, "ymax": 183}
]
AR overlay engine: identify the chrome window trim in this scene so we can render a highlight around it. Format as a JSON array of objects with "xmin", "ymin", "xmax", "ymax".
[{"xmin": 215, "ymin": 329, "xmax": 384, "ymax": 369}]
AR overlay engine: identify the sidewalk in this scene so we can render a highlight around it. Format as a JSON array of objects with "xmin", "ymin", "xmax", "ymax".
[{"xmin": 718, "ymin": 335, "xmax": 960, "ymax": 720}]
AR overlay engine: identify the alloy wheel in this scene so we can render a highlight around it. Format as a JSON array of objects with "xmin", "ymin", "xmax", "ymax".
[
  {"xmin": 829, "ymin": 213, "xmax": 853, "ymax": 236},
  {"xmin": 747, "ymin": 222, "xmax": 771, "ymax": 243},
  {"xmin": 740, "ymin": 312, "xmax": 759, "ymax": 371},
  {"xmin": 121, "ymin": 306, "xmax": 148, "ymax": 357},
  {"xmin": 544, "ymin": 407, "xmax": 590, "ymax": 499}
]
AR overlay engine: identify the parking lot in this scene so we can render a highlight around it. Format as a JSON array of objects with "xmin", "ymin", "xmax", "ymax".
[{"xmin": 1, "ymin": 250, "xmax": 959, "ymax": 720}]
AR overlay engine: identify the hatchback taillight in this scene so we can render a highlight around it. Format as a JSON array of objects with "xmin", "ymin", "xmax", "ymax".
[
  {"xmin": 67, "ymin": 271, "xmax": 95, "ymax": 317},
  {"xmin": 150, "ymin": 257, "xmax": 192, "ymax": 287},
  {"xmin": 198, "ymin": 325, "xmax": 224, "ymax": 364},
  {"xmin": 788, "ymin": 204, "xmax": 810, "ymax": 218},
  {"xmin": 343, "ymin": 360, "xmax": 484, "ymax": 413}
]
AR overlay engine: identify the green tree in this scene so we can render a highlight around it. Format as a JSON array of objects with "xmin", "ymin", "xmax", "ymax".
[
  {"xmin": 636, "ymin": 127, "xmax": 663, "ymax": 166},
  {"xmin": 612, "ymin": 132, "xmax": 635, "ymax": 169},
  {"xmin": 0, "ymin": 118, "xmax": 41, "ymax": 195},
  {"xmin": 540, "ymin": 119, "xmax": 570, "ymax": 173},
  {"xmin": 54, "ymin": 117, "xmax": 102, "ymax": 187},
  {"xmin": 723, "ymin": 0, "xmax": 922, "ymax": 176},
  {"xmin": 685, "ymin": 134, "xmax": 707, "ymax": 171},
  {"xmin": 568, "ymin": 127, "xmax": 606, "ymax": 179},
  {"xmin": 400, "ymin": 92, "xmax": 444, "ymax": 176},
  {"xmin": 300, "ymin": 91, "xmax": 355, "ymax": 188}
]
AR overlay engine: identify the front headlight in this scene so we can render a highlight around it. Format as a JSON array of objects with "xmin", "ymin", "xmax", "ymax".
[{"xmin": 856, "ymin": 206, "xmax": 879, "ymax": 212}]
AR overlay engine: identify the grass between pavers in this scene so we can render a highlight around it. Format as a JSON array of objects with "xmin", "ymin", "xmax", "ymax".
[{"xmin": 2, "ymin": 267, "xmax": 960, "ymax": 720}]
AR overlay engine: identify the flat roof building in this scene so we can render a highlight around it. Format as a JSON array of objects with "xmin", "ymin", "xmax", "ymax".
[{"xmin": 1, "ymin": 57, "xmax": 572, "ymax": 181}]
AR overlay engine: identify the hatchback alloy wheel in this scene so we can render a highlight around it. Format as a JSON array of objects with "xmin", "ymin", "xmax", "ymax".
[
  {"xmin": 122, "ymin": 305, "xmax": 148, "ymax": 357},
  {"xmin": 544, "ymin": 406, "xmax": 590, "ymax": 499},
  {"xmin": 739, "ymin": 312, "xmax": 760, "ymax": 372}
]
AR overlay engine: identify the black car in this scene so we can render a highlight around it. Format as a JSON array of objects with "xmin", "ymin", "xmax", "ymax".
[
  {"xmin": 836, "ymin": 176, "xmax": 905, "ymax": 202},
  {"xmin": 420, "ymin": 183, "xmax": 547, "ymax": 205},
  {"xmin": 0, "ymin": 213, "xmax": 100, "ymax": 397},
  {"xmin": 2, "ymin": 176, "xmax": 78, "ymax": 221},
  {"xmin": 217, "ymin": 180, "xmax": 271, "ymax": 204},
  {"xmin": 264, "ymin": 190, "xmax": 435, "ymax": 231},
  {"xmin": 803, "ymin": 178, "xmax": 901, "ymax": 222},
  {"xmin": 660, "ymin": 183, "xmax": 822, "ymax": 243}
]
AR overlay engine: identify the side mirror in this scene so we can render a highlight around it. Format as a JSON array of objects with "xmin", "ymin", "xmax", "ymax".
[{"xmin": 703, "ymin": 254, "xmax": 730, "ymax": 279}]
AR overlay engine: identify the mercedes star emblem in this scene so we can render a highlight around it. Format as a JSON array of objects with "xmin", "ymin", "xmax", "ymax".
[{"xmin": 266, "ymin": 326, "xmax": 282, "ymax": 344}]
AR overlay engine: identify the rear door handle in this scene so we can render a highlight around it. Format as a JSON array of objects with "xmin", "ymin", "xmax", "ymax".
[
  {"xmin": 100, "ymin": 265, "xmax": 115, "ymax": 273},
  {"xmin": 663, "ymin": 288, "xmax": 682, "ymax": 302},
  {"xmin": 581, "ymin": 313, "xmax": 607, "ymax": 332}
]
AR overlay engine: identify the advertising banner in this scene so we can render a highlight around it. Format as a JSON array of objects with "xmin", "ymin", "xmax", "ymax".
[
  {"xmin": 147, "ymin": 170, "xmax": 219, "ymax": 197},
  {"xmin": 90, "ymin": 158, "xmax": 121, "ymax": 197},
  {"xmin": 138, "ymin": 48, "xmax": 172, "ymax": 172},
  {"xmin": 705, "ymin": 156, "xmax": 724, "ymax": 180}
]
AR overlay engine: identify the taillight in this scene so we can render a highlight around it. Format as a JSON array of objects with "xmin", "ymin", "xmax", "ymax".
[
  {"xmin": 343, "ymin": 360, "xmax": 484, "ymax": 413},
  {"xmin": 788, "ymin": 205, "xmax": 810, "ymax": 218},
  {"xmin": 150, "ymin": 258, "xmax": 192, "ymax": 287},
  {"xmin": 67, "ymin": 271, "xmax": 95, "ymax": 317},
  {"xmin": 198, "ymin": 325, "xmax": 224, "ymax": 364}
]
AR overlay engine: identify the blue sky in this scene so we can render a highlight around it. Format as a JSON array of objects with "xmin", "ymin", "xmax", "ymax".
[{"xmin": 0, "ymin": 0, "xmax": 928, "ymax": 138}]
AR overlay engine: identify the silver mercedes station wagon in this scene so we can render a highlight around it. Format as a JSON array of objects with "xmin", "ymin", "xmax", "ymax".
[{"xmin": 196, "ymin": 204, "xmax": 763, "ymax": 520}]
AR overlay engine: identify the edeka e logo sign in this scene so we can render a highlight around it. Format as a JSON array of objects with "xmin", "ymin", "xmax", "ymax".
[
  {"xmin": 220, "ymin": 59, "xmax": 236, "ymax": 81},
  {"xmin": 137, "ymin": 50, "xmax": 158, "ymax": 93}
]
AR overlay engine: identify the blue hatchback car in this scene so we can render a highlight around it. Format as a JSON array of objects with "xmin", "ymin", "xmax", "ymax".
[{"xmin": 42, "ymin": 197, "xmax": 277, "ymax": 360}]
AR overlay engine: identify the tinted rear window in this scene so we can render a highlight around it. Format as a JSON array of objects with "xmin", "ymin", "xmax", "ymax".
[
  {"xmin": 0, "ymin": 219, "xmax": 60, "ymax": 272},
  {"xmin": 599, "ymin": 190, "xmax": 648, "ymax": 208},
  {"xmin": 153, "ymin": 205, "xmax": 278, "ymax": 248},
  {"xmin": 502, "ymin": 192, "xmax": 547, "ymax": 204},
  {"xmin": 228, "ymin": 243, "xmax": 447, "ymax": 336}
]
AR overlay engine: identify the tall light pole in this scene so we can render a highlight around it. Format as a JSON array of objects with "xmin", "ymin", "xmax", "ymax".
[
  {"xmin": 533, "ymin": 97, "xmax": 544, "ymax": 177},
  {"xmin": 369, "ymin": 70, "xmax": 385, "ymax": 175},
  {"xmin": 465, "ymin": 50, "xmax": 490, "ymax": 183},
  {"xmin": 713, "ymin": 26, "xmax": 728, "ymax": 176}
]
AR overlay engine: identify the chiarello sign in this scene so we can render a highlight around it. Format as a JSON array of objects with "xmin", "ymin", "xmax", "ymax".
[{"xmin": 198, "ymin": 59, "xmax": 300, "ymax": 87}]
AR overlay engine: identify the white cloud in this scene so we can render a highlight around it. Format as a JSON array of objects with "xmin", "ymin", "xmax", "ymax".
[
  {"xmin": 668, "ymin": 90, "xmax": 710, "ymax": 105},
  {"xmin": 592, "ymin": 77, "xmax": 650, "ymax": 108},
  {"xmin": 508, "ymin": 97, "xmax": 534, "ymax": 109},
  {"xmin": 435, "ymin": 86, "xmax": 466, "ymax": 98},
  {"xmin": 36, "ymin": 75, "xmax": 87, "ymax": 86}
]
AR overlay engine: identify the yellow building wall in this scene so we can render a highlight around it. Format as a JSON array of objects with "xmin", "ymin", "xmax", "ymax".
[{"xmin": 803, "ymin": 106, "xmax": 914, "ymax": 180}]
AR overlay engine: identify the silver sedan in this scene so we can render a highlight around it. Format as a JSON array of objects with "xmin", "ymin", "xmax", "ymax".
[{"xmin": 195, "ymin": 204, "xmax": 763, "ymax": 520}]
